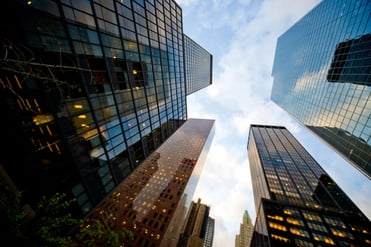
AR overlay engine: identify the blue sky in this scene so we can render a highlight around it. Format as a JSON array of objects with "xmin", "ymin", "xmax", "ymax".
[{"xmin": 176, "ymin": 0, "xmax": 371, "ymax": 246}]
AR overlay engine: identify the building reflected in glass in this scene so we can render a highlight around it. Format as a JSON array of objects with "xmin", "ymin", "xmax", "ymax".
[
  {"xmin": 88, "ymin": 118, "xmax": 215, "ymax": 247},
  {"xmin": 327, "ymin": 34, "xmax": 371, "ymax": 86},
  {"xmin": 0, "ymin": 0, "xmax": 212, "ymax": 218},
  {"xmin": 248, "ymin": 125, "xmax": 371, "ymax": 246},
  {"xmin": 177, "ymin": 198, "xmax": 214, "ymax": 247},
  {"xmin": 271, "ymin": 0, "xmax": 371, "ymax": 178}
]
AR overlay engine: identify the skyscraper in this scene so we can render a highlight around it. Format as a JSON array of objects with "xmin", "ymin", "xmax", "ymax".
[
  {"xmin": 203, "ymin": 216, "xmax": 215, "ymax": 247},
  {"xmin": 176, "ymin": 198, "xmax": 214, "ymax": 247},
  {"xmin": 88, "ymin": 118, "xmax": 215, "ymax": 247},
  {"xmin": 184, "ymin": 35, "xmax": 213, "ymax": 95},
  {"xmin": 235, "ymin": 210, "xmax": 254, "ymax": 247},
  {"xmin": 270, "ymin": 0, "xmax": 371, "ymax": 178},
  {"xmin": 247, "ymin": 125, "xmax": 371, "ymax": 247},
  {"xmin": 0, "ymin": 0, "xmax": 212, "ymax": 217}
]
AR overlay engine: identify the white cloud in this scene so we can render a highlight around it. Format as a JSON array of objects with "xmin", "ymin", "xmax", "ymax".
[
  {"xmin": 183, "ymin": 0, "xmax": 371, "ymax": 246},
  {"xmin": 185, "ymin": 3, "xmax": 324, "ymax": 247},
  {"xmin": 175, "ymin": 0, "xmax": 198, "ymax": 6}
]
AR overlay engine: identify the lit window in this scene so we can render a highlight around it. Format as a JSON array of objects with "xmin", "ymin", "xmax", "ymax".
[
  {"xmin": 287, "ymin": 218, "xmax": 302, "ymax": 226},
  {"xmin": 271, "ymin": 234, "xmax": 289, "ymax": 242},
  {"xmin": 267, "ymin": 215, "xmax": 284, "ymax": 221},
  {"xmin": 74, "ymin": 104, "xmax": 83, "ymax": 109},
  {"xmin": 290, "ymin": 227, "xmax": 308, "ymax": 237},
  {"xmin": 268, "ymin": 221, "xmax": 287, "ymax": 231}
]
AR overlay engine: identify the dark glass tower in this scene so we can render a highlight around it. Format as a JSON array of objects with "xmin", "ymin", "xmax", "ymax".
[
  {"xmin": 271, "ymin": 0, "xmax": 371, "ymax": 178},
  {"xmin": 0, "ymin": 0, "xmax": 212, "ymax": 217},
  {"xmin": 248, "ymin": 125, "xmax": 371, "ymax": 247},
  {"xmin": 88, "ymin": 118, "xmax": 215, "ymax": 247}
]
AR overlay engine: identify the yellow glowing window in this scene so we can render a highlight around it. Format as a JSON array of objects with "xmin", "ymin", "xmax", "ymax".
[
  {"xmin": 331, "ymin": 229, "xmax": 347, "ymax": 238},
  {"xmin": 268, "ymin": 221, "xmax": 287, "ymax": 231},
  {"xmin": 290, "ymin": 228, "xmax": 308, "ymax": 237},
  {"xmin": 267, "ymin": 215, "xmax": 284, "ymax": 221},
  {"xmin": 283, "ymin": 209, "xmax": 294, "ymax": 215},
  {"xmin": 271, "ymin": 234, "xmax": 289, "ymax": 242},
  {"xmin": 287, "ymin": 218, "xmax": 302, "ymax": 226},
  {"xmin": 324, "ymin": 237, "xmax": 335, "ymax": 245},
  {"xmin": 132, "ymin": 69, "xmax": 138, "ymax": 75},
  {"xmin": 74, "ymin": 104, "xmax": 83, "ymax": 109},
  {"xmin": 78, "ymin": 114, "xmax": 86, "ymax": 119},
  {"xmin": 162, "ymin": 209, "xmax": 167, "ymax": 213}
]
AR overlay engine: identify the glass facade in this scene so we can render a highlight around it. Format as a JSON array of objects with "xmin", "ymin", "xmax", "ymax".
[
  {"xmin": 271, "ymin": 0, "xmax": 371, "ymax": 178},
  {"xmin": 88, "ymin": 118, "xmax": 215, "ymax": 247},
  {"xmin": 247, "ymin": 125, "xmax": 371, "ymax": 247},
  {"xmin": 184, "ymin": 34, "xmax": 213, "ymax": 95},
  {"xmin": 0, "ymin": 0, "xmax": 212, "ymax": 216}
]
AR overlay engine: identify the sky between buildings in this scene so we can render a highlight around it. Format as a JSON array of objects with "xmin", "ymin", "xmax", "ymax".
[{"xmin": 176, "ymin": 0, "xmax": 371, "ymax": 246}]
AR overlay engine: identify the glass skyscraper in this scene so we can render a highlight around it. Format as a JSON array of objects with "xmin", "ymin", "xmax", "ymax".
[
  {"xmin": 271, "ymin": 0, "xmax": 371, "ymax": 178},
  {"xmin": 184, "ymin": 34, "xmax": 213, "ymax": 95},
  {"xmin": 247, "ymin": 125, "xmax": 371, "ymax": 246},
  {"xmin": 0, "ymin": 0, "xmax": 212, "ymax": 217},
  {"xmin": 88, "ymin": 118, "xmax": 215, "ymax": 247}
]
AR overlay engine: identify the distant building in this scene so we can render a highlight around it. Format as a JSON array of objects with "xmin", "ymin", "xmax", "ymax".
[
  {"xmin": 0, "ymin": 0, "xmax": 213, "ymax": 219},
  {"xmin": 176, "ymin": 198, "xmax": 214, "ymax": 247},
  {"xmin": 247, "ymin": 125, "xmax": 371, "ymax": 246},
  {"xmin": 270, "ymin": 0, "xmax": 371, "ymax": 178},
  {"xmin": 203, "ymin": 216, "xmax": 215, "ymax": 247},
  {"xmin": 88, "ymin": 119, "xmax": 215, "ymax": 247},
  {"xmin": 235, "ymin": 210, "xmax": 254, "ymax": 247}
]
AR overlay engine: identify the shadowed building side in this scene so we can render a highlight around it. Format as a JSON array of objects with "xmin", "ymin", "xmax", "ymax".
[
  {"xmin": 0, "ymin": 0, "xmax": 213, "ymax": 223},
  {"xmin": 247, "ymin": 125, "xmax": 371, "ymax": 247}
]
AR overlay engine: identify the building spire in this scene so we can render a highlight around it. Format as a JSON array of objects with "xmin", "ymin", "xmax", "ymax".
[{"xmin": 243, "ymin": 210, "xmax": 251, "ymax": 225}]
